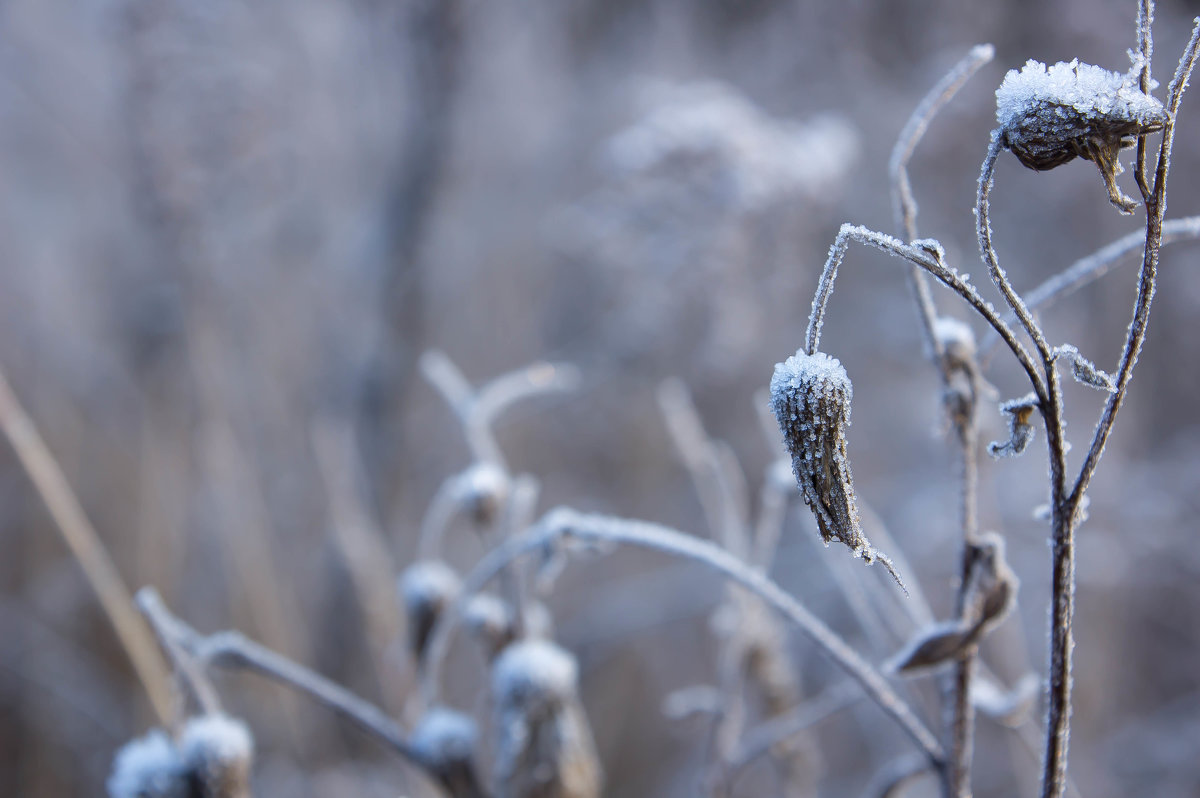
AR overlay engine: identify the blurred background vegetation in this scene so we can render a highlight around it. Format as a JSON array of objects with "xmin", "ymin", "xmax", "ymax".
[{"xmin": 2, "ymin": 0, "xmax": 1199, "ymax": 795}]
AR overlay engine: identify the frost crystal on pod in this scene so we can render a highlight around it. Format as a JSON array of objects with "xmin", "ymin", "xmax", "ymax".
[
  {"xmin": 995, "ymin": 58, "xmax": 1168, "ymax": 212},
  {"xmin": 769, "ymin": 350, "xmax": 902, "ymax": 587}
]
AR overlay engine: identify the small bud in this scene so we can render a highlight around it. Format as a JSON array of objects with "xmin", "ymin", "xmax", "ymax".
[
  {"xmin": 455, "ymin": 462, "xmax": 511, "ymax": 527},
  {"xmin": 988, "ymin": 393, "xmax": 1039, "ymax": 458},
  {"xmin": 770, "ymin": 350, "xmax": 903, "ymax": 586},
  {"xmin": 411, "ymin": 707, "xmax": 479, "ymax": 774},
  {"xmin": 995, "ymin": 59, "xmax": 1168, "ymax": 212},
  {"xmin": 465, "ymin": 594, "xmax": 517, "ymax": 660},
  {"xmin": 400, "ymin": 560, "xmax": 461, "ymax": 659}
]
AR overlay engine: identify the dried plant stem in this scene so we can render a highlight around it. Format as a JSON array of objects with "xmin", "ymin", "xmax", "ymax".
[
  {"xmin": 979, "ymin": 216, "xmax": 1200, "ymax": 358},
  {"xmin": 135, "ymin": 587, "xmax": 487, "ymax": 798},
  {"xmin": 806, "ymin": 224, "xmax": 1046, "ymax": 401},
  {"xmin": 949, "ymin": 413, "xmax": 980, "ymax": 798},
  {"xmin": 423, "ymin": 508, "xmax": 947, "ymax": 766},
  {"xmin": 890, "ymin": 44, "xmax": 995, "ymax": 360},
  {"xmin": 0, "ymin": 367, "xmax": 173, "ymax": 724},
  {"xmin": 1041, "ymin": 21, "xmax": 1200, "ymax": 798},
  {"xmin": 976, "ymin": 135, "xmax": 1053, "ymax": 364},
  {"xmin": 723, "ymin": 681, "xmax": 861, "ymax": 783},
  {"xmin": 1136, "ymin": 0, "xmax": 1155, "ymax": 198}
]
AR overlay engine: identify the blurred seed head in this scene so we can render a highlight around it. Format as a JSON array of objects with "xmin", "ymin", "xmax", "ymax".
[
  {"xmin": 455, "ymin": 462, "xmax": 511, "ymax": 527},
  {"xmin": 411, "ymin": 706, "xmax": 480, "ymax": 776},
  {"xmin": 177, "ymin": 715, "xmax": 254, "ymax": 798},
  {"xmin": 400, "ymin": 560, "xmax": 461, "ymax": 660},
  {"xmin": 491, "ymin": 640, "xmax": 602, "ymax": 798},
  {"xmin": 770, "ymin": 349, "xmax": 901, "ymax": 585},
  {"xmin": 107, "ymin": 716, "xmax": 254, "ymax": 798},
  {"xmin": 465, "ymin": 594, "xmax": 518, "ymax": 660}
]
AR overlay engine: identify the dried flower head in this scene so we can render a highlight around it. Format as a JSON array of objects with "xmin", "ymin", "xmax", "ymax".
[
  {"xmin": 995, "ymin": 58, "xmax": 1168, "ymax": 211},
  {"xmin": 108, "ymin": 729, "xmax": 186, "ymax": 798},
  {"xmin": 455, "ymin": 462, "xmax": 511, "ymax": 527},
  {"xmin": 177, "ymin": 715, "xmax": 254, "ymax": 798},
  {"xmin": 400, "ymin": 560, "xmax": 462, "ymax": 659},
  {"xmin": 465, "ymin": 593, "xmax": 518, "ymax": 659},
  {"xmin": 769, "ymin": 350, "xmax": 901, "ymax": 585},
  {"xmin": 491, "ymin": 640, "xmax": 602, "ymax": 798},
  {"xmin": 411, "ymin": 707, "xmax": 480, "ymax": 783}
]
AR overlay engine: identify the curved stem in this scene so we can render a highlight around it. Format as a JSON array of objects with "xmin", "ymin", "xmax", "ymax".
[
  {"xmin": 423, "ymin": 507, "xmax": 947, "ymax": 767},
  {"xmin": 807, "ymin": 224, "xmax": 1047, "ymax": 402},
  {"xmin": 890, "ymin": 44, "xmax": 995, "ymax": 363},
  {"xmin": 977, "ymin": 134, "xmax": 1054, "ymax": 365},
  {"xmin": 978, "ymin": 216, "xmax": 1200, "ymax": 359}
]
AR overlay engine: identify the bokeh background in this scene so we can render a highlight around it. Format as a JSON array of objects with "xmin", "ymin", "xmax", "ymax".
[{"xmin": 2, "ymin": 0, "xmax": 1200, "ymax": 795}]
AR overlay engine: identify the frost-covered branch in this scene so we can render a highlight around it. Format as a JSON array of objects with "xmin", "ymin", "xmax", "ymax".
[
  {"xmin": 804, "ymin": 224, "xmax": 1047, "ymax": 401},
  {"xmin": 422, "ymin": 507, "xmax": 947, "ymax": 767},
  {"xmin": 135, "ymin": 587, "xmax": 488, "ymax": 798}
]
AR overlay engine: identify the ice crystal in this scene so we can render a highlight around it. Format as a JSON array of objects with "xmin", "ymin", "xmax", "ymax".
[{"xmin": 107, "ymin": 729, "xmax": 185, "ymax": 798}]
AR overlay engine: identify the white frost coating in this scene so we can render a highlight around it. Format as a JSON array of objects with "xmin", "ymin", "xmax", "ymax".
[
  {"xmin": 770, "ymin": 351, "xmax": 852, "ymax": 413},
  {"xmin": 464, "ymin": 593, "xmax": 513, "ymax": 637},
  {"xmin": 400, "ymin": 560, "xmax": 461, "ymax": 609},
  {"xmin": 178, "ymin": 714, "xmax": 254, "ymax": 771},
  {"xmin": 492, "ymin": 639, "xmax": 578, "ymax": 709},
  {"xmin": 996, "ymin": 59, "xmax": 1164, "ymax": 132},
  {"xmin": 107, "ymin": 729, "xmax": 184, "ymax": 798},
  {"xmin": 411, "ymin": 706, "xmax": 478, "ymax": 764},
  {"xmin": 606, "ymin": 81, "xmax": 860, "ymax": 208}
]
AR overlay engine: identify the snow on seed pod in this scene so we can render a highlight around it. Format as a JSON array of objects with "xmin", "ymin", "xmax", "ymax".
[
  {"xmin": 491, "ymin": 640, "xmax": 602, "ymax": 798},
  {"xmin": 769, "ymin": 349, "xmax": 903, "ymax": 587},
  {"xmin": 107, "ymin": 729, "xmax": 186, "ymax": 798},
  {"xmin": 995, "ymin": 58, "xmax": 1168, "ymax": 212},
  {"xmin": 400, "ymin": 560, "xmax": 462, "ymax": 659},
  {"xmin": 455, "ymin": 462, "xmax": 511, "ymax": 527},
  {"xmin": 411, "ymin": 707, "xmax": 480, "ymax": 780},
  {"xmin": 107, "ymin": 716, "xmax": 254, "ymax": 798},
  {"xmin": 177, "ymin": 715, "xmax": 254, "ymax": 798}
]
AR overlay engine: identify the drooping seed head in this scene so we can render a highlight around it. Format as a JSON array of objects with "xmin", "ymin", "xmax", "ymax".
[
  {"xmin": 769, "ymin": 350, "xmax": 901, "ymax": 585},
  {"xmin": 995, "ymin": 58, "xmax": 1167, "ymax": 211}
]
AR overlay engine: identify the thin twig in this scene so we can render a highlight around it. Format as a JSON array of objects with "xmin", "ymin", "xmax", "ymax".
[
  {"xmin": 1136, "ymin": 0, "xmax": 1155, "ymax": 199},
  {"xmin": 0, "ymin": 367, "xmax": 172, "ymax": 724},
  {"xmin": 978, "ymin": 216, "xmax": 1200, "ymax": 358},
  {"xmin": 976, "ymin": 134, "xmax": 1054, "ymax": 364},
  {"xmin": 805, "ymin": 224, "xmax": 1047, "ymax": 403},
  {"xmin": 422, "ymin": 507, "xmax": 947, "ymax": 767},
  {"xmin": 724, "ymin": 681, "xmax": 862, "ymax": 783},
  {"xmin": 948, "ymin": 404, "xmax": 980, "ymax": 798},
  {"xmin": 890, "ymin": 44, "xmax": 995, "ymax": 363},
  {"xmin": 135, "ymin": 587, "xmax": 488, "ymax": 798}
]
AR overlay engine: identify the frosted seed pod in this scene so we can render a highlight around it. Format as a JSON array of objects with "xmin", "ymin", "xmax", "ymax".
[
  {"xmin": 400, "ymin": 560, "xmax": 461, "ymax": 659},
  {"xmin": 177, "ymin": 715, "xmax": 254, "ymax": 798},
  {"xmin": 107, "ymin": 729, "xmax": 186, "ymax": 798},
  {"xmin": 464, "ymin": 593, "xmax": 517, "ymax": 660},
  {"xmin": 995, "ymin": 59, "xmax": 1167, "ymax": 211},
  {"xmin": 490, "ymin": 640, "xmax": 601, "ymax": 798},
  {"xmin": 769, "ymin": 350, "xmax": 902, "ymax": 586},
  {"xmin": 411, "ymin": 707, "xmax": 479, "ymax": 773},
  {"xmin": 455, "ymin": 462, "xmax": 511, "ymax": 526}
]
